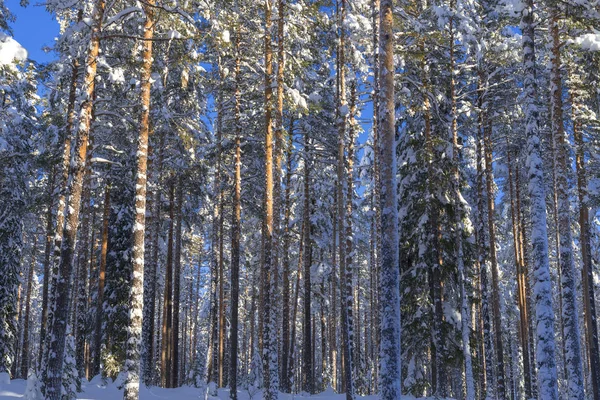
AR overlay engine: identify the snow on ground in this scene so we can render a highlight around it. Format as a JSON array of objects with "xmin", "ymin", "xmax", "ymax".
[{"xmin": 0, "ymin": 377, "xmax": 451, "ymax": 400}]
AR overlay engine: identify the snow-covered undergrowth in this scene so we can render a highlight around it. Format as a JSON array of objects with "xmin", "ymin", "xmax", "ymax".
[{"xmin": 0, "ymin": 376, "xmax": 451, "ymax": 400}]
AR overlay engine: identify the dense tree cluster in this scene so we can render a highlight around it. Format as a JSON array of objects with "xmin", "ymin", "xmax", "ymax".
[{"xmin": 0, "ymin": 0, "xmax": 599, "ymax": 399}]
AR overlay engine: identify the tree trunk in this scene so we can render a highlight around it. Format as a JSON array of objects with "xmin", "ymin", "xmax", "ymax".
[
  {"xmin": 448, "ymin": 8, "xmax": 474, "ymax": 397},
  {"xmin": 483, "ymin": 108, "xmax": 507, "ymax": 400},
  {"xmin": 281, "ymin": 118, "xmax": 294, "ymax": 393},
  {"xmin": 93, "ymin": 183, "xmax": 110, "ymax": 378},
  {"xmin": 143, "ymin": 136, "xmax": 164, "ymax": 385},
  {"xmin": 521, "ymin": 0, "xmax": 559, "ymax": 397},
  {"xmin": 572, "ymin": 79, "xmax": 600, "ymax": 400},
  {"xmin": 343, "ymin": 79, "xmax": 357, "ymax": 400},
  {"xmin": 42, "ymin": 14, "xmax": 81, "ymax": 370},
  {"xmin": 549, "ymin": 10, "xmax": 585, "ymax": 400},
  {"xmin": 506, "ymin": 146, "xmax": 533, "ymax": 399},
  {"xmin": 39, "ymin": 168, "xmax": 56, "ymax": 368},
  {"xmin": 303, "ymin": 127, "xmax": 313, "ymax": 394},
  {"xmin": 378, "ymin": 1, "xmax": 401, "ymax": 398},
  {"xmin": 74, "ymin": 137, "xmax": 94, "ymax": 378},
  {"xmin": 476, "ymin": 73, "xmax": 494, "ymax": 398},
  {"xmin": 161, "ymin": 180, "xmax": 175, "ymax": 388},
  {"xmin": 262, "ymin": 1, "xmax": 279, "ymax": 397},
  {"xmin": 229, "ymin": 27, "xmax": 242, "ymax": 400},
  {"xmin": 122, "ymin": 3, "xmax": 155, "ymax": 396},
  {"xmin": 20, "ymin": 235, "xmax": 37, "ymax": 378},
  {"xmin": 172, "ymin": 178, "xmax": 183, "ymax": 388},
  {"xmin": 43, "ymin": 0, "xmax": 105, "ymax": 395}
]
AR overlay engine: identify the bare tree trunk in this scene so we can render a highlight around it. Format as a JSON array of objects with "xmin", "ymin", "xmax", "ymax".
[
  {"xmin": 172, "ymin": 178, "xmax": 183, "ymax": 388},
  {"xmin": 448, "ymin": 8, "xmax": 474, "ymax": 397},
  {"xmin": 281, "ymin": 118, "xmax": 294, "ymax": 393},
  {"xmin": 289, "ymin": 222, "xmax": 304, "ymax": 392},
  {"xmin": 483, "ymin": 117, "xmax": 507, "ymax": 400},
  {"xmin": 521, "ymin": 0, "xmax": 559, "ymax": 396},
  {"xmin": 378, "ymin": 1, "xmax": 401, "ymax": 398},
  {"xmin": 476, "ymin": 74, "xmax": 494, "ymax": 397},
  {"xmin": 43, "ymin": 1, "xmax": 105, "ymax": 395},
  {"xmin": 262, "ymin": 1, "xmax": 279, "ymax": 397},
  {"xmin": 549, "ymin": 10, "xmax": 585, "ymax": 400},
  {"xmin": 303, "ymin": 127, "xmax": 313, "ymax": 394},
  {"xmin": 122, "ymin": 2, "xmax": 155, "ymax": 397},
  {"xmin": 93, "ymin": 183, "xmax": 110, "ymax": 377},
  {"xmin": 41, "ymin": 10, "xmax": 82, "ymax": 369},
  {"xmin": 229, "ymin": 27, "xmax": 242, "ymax": 400},
  {"xmin": 39, "ymin": 168, "xmax": 56, "ymax": 368},
  {"xmin": 506, "ymin": 146, "xmax": 533, "ymax": 399},
  {"xmin": 20, "ymin": 235, "xmax": 37, "ymax": 378},
  {"xmin": 161, "ymin": 180, "xmax": 175, "ymax": 388},
  {"xmin": 343, "ymin": 79, "xmax": 357, "ymax": 400},
  {"xmin": 573, "ymin": 83, "xmax": 600, "ymax": 400},
  {"xmin": 370, "ymin": 0, "xmax": 381, "ymax": 391},
  {"xmin": 74, "ymin": 136, "xmax": 94, "ymax": 378},
  {"xmin": 143, "ymin": 136, "xmax": 164, "ymax": 385}
]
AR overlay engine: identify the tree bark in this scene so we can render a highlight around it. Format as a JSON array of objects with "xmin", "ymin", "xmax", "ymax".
[
  {"xmin": 20, "ymin": 235, "xmax": 37, "ymax": 378},
  {"xmin": 229, "ymin": 26, "xmax": 242, "ymax": 400},
  {"xmin": 521, "ymin": 0, "xmax": 560, "ymax": 397},
  {"xmin": 378, "ymin": 1, "xmax": 401, "ymax": 398},
  {"xmin": 161, "ymin": 180, "xmax": 175, "ymax": 388},
  {"xmin": 506, "ymin": 146, "xmax": 533, "ymax": 399},
  {"xmin": 302, "ymin": 126, "xmax": 313, "ymax": 394},
  {"xmin": 549, "ymin": 10, "xmax": 585, "ymax": 399},
  {"xmin": 172, "ymin": 178, "xmax": 183, "ymax": 388},
  {"xmin": 39, "ymin": 168, "xmax": 56, "ymax": 368},
  {"xmin": 483, "ymin": 108, "xmax": 507, "ymax": 400},
  {"xmin": 572, "ymin": 80, "xmax": 600, "ymax": 400},
  {"xmin": 262, "ymin": 1, "xmax": 279, "ymax": 397},
  {"xmin": 43, "ymin": 0, "xmax": 105, "ymax": 395}
]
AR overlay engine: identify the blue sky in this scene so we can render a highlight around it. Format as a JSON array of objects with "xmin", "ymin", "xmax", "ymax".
[{"xmin": 7, "ymin": 0, "xmax": 58, "ymax": 63}]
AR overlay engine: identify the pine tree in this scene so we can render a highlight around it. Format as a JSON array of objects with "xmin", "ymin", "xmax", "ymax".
[
  {"xmin": 521, "ymin": 0, "xmax": 559, "ymax": 397},
  {"xmin": 378, "ymin": 1, "xmax": 401, "ymax": 398}
]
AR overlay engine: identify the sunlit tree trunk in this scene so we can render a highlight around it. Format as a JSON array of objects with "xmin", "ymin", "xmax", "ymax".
[
  {"xmin": 122, "ymin": 2, "xmax": 155, "ymax": 397},
  {"xmin": 43, "ymin": 0, "xmax": 105, "ymax": 396},
  {"xmin": 262, "ymin": 1, "xmax": 279, "ymax": 397}
]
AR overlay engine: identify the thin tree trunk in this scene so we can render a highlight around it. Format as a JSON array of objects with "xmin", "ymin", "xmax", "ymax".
[
  {"xmin": 343, "ymin": 79, "xmax": 357, "ymax": 400},
  {"xmin": 172, "ymin": 178, "xmax": 183, "ymax": 388},
  {"xmin": 93, "ymin": 183, "xmax": 110, "ymax": 377},
  {"xmin": 573, "ymin": 81, "xmax": 600, "ymax": 400},
  {"xmin": 229, "ymin": 26, "xmax": 242, "ymax": 400},
  {"xmin": 289, "ymin": 221, "xmax": 304, "ymax": 392},
  {"xmin": 20, "ymin": 235, "xmax": 37, "ymax": 378},
  {"xmin": 161, "ymin": 180, "xmax": 175, "ymax": 388},
  {"xmin": 476, "ymin": 73, "xmax": 494, "ymax": 398},
  {"xmin": 448, "ymin": 8, "xmax": 474, "ymax": 397},
  {"xmin": 39, "ymin": 168, "xmax": 56, "ymax": 368},
  {"xmin": 143, "ymin": 136, "xmax": 164, "ymax": 385},
  {"xmin": 507, "ymin": 146, "xmax": 533, "ymax": 399},
  {"xmin": 281, "ymin": 118, "xmax": 294, "ymax": 393},
  {"xmin": 549, "ymin": 10, "xmax": 585, "ymax": 399},
  {"xmin": 303, "ymin": 126, "xmax": 313, "ymax": 394},
  {"xmin": 483, "ymin": 115, "xmax": 507, "ymax": 400},
  {"xmin": 370, "ymin": 0, "xmax": 381, "ymax": 391}
]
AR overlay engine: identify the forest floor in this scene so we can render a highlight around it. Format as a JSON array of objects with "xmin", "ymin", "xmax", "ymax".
[{"xmin": 0, "ymin": 377, "xmax": 448, "ymax": 399}]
